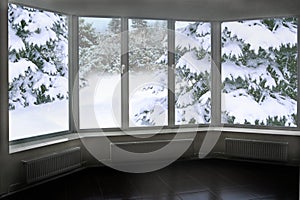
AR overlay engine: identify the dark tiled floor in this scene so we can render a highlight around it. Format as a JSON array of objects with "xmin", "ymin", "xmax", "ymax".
[{"xmin": 2, "ymin": 159, "xmax": 299, "ymax": 200}]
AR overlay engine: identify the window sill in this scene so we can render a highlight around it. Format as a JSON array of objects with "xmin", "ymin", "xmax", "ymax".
[{"xmin": 9, "ymin": 127, "xmax": 300, "ymax": 154}]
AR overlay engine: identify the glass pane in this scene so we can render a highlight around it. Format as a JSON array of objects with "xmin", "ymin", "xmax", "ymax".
[
  {"xmin": 129, "ymin": 19, "xmax": 168, "ymax": 127},
  {"xmin": 79, "ymin": 17, "xmax": 121, "ymax": 129},
  {"xmin": 221, "ymin": 18, "xmax": 298, "ymax": 127},
  {"xmin": 175, "ymin": 21, "xmax": 211, "ymax": 125},
  {"xmin": 8, "ymin": 4, "xmax": 69, "ymax": 140}
]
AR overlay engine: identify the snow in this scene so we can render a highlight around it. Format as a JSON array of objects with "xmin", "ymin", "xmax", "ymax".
[
  {"xmin": 275, "ymin": 25, "xmax": 297, "ymax": 45},
  {"xmin": 47, "ymin": 76, "xmax": 69, "ymax": 98},
  {"xmin": 175, "ymin": 31, "xmax": 202, "ymax": 50},
  {"xmin": 9, "ymin": 59, "xmax": 38, "ymax": 82},
  {"xmin": 222, "ymin": 61, "xmax": 282, "ymax": 89},
  {"xmin": 222, "ymin": 20, "xmax": 297, "ymax": 53},
  {"xmin": 43, "ymin": 62, "xmax": 57, "ymax": 75},
  {"xmin": 196, "ymin": 23, "xmax": 211, "ymax": 36},
  {"xmin": 80, "ymin": 73, "xmax": 121, "ymax": 129},
  {"xmin": 177, "ymin": 52, "xmax": 211, "ymax": 74},
  {"xmin": 26, "ymin": 28, "xmax": 57, "ymax": 46},
  {"xmin": 129, "ymin": 72, "xmax": 168, "ymax": 126},
  {"xmin": 175, "ymin": 21, "xmax": 193, "ymax": 29},
  {"xmin": 93, "ymin": 74, "xmax": 121, "ymax": 127},
  {"xmin": 32, "ymin": 73, "xmax": 52, "ymax": 90},
  {"xmin": 176, "ymin": 89, "xmax": 194, "ymax": 107},
  {"xmin": 10, "ymin": 4, "xmax": 61, "ymax": 46},
  {"xmin": 176, "ymin": 22, "xmax": 211, "ymax": 50},
  {"xmin": 222, "ymin": 41, "xmax": 243, "ymax": 57},
  {"xmin": 8, "ymin": 27, "xmax": 25, "ymax": 51},
  {"xmin": 9, "ymin": 100, "xmax": 69, "ymax": 141},
  {"xmin": 261, "ymin": 95, "xmax": 296, "ymax": 119},
  {"xmin": 12, "ymin": 6, "xmax": 31, "ymax": 25},
  {"xmin": 222, "ymin": 91, "xmax": 296, "ymax": 126},
  {"xmin": 175, "ymin": 91, "xmax": 211, "ymax": 125}
]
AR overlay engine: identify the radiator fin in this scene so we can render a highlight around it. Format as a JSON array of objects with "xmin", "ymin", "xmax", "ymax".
[
  {"xmin": 225, "ymin": 138, "xmax": 288, "ymax": 161},
  {"xmin": 23, "ymin": 147, "xmax": 81, "ymax": 183}
]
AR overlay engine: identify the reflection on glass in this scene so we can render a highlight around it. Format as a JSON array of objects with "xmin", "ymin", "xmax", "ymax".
[
  {"xmin": 79, "ymin": 17, "xmax": 121, "ymax": 129},
  {"xmin": 8, "ymin": 4, "xmax": 69, "ymax": 140},
  {"xmin": 175, "ymin": 21, "xmax": 211, "ymax": 125},
  {"xmin": 221, "ymin": 18, "xmax": 298, "ymax": 127},
  {"xmin": 129, "ymin": 19, "xmax": 168, "ymax": 127}
]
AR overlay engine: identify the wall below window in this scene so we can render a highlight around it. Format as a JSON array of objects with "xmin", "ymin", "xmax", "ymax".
[{"xmin": 2, "ymin": 130, "xmax": 300, "ymax": 197}]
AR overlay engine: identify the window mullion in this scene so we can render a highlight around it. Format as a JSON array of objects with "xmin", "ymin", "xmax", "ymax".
[
  {"xmin": 211, "ymin": 21, "xmax": 222, "ymax": 126},
  {"xmin": 0, "ymin": 0, "xmax": 9, "ymax": 156},
  {"xmin": 297, "ymin": 17, "xmax": 300, "ymax": 128},
  {"xmin": 69, "ymin": 15, "xmax": 79, "ymax": 133},
  {"xmin": 168, "ymin": 20, "xmax": 175, "ymax": 127},
  {"xmin": 121, "ymin": 17, "xmax": 129, "ymax": 130}
]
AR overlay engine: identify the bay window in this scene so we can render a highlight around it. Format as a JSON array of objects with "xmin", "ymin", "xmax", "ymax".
[{"xmin": 7, "ymin": 3, "xmax": 299, "ymax": 143}]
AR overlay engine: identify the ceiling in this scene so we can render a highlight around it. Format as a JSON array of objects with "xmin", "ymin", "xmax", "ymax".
[{"xmin": 10, "ymin": 0, "xmax": 300, "ymax": 21}]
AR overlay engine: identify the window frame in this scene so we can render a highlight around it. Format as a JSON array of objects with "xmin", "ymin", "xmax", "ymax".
[
  {"xmin": 8, "ymin": 3, "xmax": 72, "ymax": 144},
  {"xmin": 174, "ymin": 20, "xmax": 214, "ymax": 126},
  {"xmin": 7, "ymin": 7, "xmax": 300, "ymax": 145},
  {"xmin": 76, "ymin": 16, "xmax": 214, "ymax": 132},
  {"xmin": 220, "ymin": 16, "xmax": 300, "ymax": 130}
]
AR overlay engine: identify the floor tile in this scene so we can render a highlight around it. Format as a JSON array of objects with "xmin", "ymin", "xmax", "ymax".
[
  {"xmin": 2, "ymin": 159, "xmax": 298, "ymax": 200},
  {"xmin": 178, "ymin": 190, "xmax": 218, "ymax": 200}
]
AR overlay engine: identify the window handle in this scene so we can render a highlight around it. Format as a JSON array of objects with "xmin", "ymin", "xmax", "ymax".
[{"xmin": 121, "ymin": 64, "xmax": 126, "ymax": 74}]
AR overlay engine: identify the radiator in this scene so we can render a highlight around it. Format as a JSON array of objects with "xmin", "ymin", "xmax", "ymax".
[
  {"xmin": 225, "ymin": 138, "xmax": 288, "ymax": 161},
  {"xmin": 23, "ymin": 147, "xmax": 81, "ymax": 183}
]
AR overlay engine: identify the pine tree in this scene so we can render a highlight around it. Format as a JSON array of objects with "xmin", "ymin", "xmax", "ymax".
[
  {"xmin": 174, "ymin": 22, "xmax": 211, "ymax": 124},
  {"xmin": 221, "ymin": 18, "xmax": 297, "ymax": 126},
  {"xmin": 78, "ymin": 18, "xmax": 101, "ymax": 87},
  {"xmin": 78, "ymin": 18, "xmax": 121, "ymax": 88},
  {"xmin": 8, "ymin": 4, "xmax": 68, "ymax": 110},
  {"xmin": 131, "ymin": 19, "xmax": 148, "ymax": 29},
  {"xmin": 107, "ymin": 18, "xmax": 121, "ymax": 34},
  {"xmin": 79, "ymin": 18, "xmax": 99, "ymax": 48}
]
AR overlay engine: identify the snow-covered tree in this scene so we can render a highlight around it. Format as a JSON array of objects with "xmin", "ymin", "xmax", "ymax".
[
  {"xmin": 129, "ymin": 20, "xmax": 167, "ymax": 71},
  {"xmin": 107, "ymin": 18, "xmax": 121, "ymax": 34},
  {"xmin": 79, "ymin": 18, "xmax": 99, "ymax": 48},
  {"xmin": 174, "ymin": 22, "xmax": 212, "ymax": 124},
  {"xmin": 128, "ymin": 20, "xmax": 169, "ymax": 126},
  {"xmin": 129, "ymin": 21, "xmax": 212, "ymax": 126},
  {"xmin": 8, "ymin": 4, "xmax": 68, "ymax": 110},
  {"xmin": 221, "ymin": 17, "xmax": 298, "ymax": 127},
  {"xmin": 131, "ymin": 19, "xmax": 148, "ymax": 29},
  {"xmin": 79, "ymin": 18, "xmax": 103, "ymax": 87},
  {"xmin": 79, "ymin": 18, "xmax": 121, "ymax": 88}
]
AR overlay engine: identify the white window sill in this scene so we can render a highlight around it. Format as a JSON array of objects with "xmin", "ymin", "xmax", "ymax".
[{"xmin": 9, "ymin": 127, "xmax": 300, "ymax": 154}]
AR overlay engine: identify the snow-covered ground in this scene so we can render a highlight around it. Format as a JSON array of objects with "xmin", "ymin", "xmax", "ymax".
[
  {"xmin": 80, "ymin": 71, "xmax": 168, "ymax": 128},
  {"xmin": 129, "ymin": 71, "xmax": 168, "ymax": 126},
  {"xmin": 80, "ymin": 73, "xmax": 122, "ymax": 129},
  {"xmin": 9, "ymin": 100, "xmax": 69, "ymax": 141}
]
